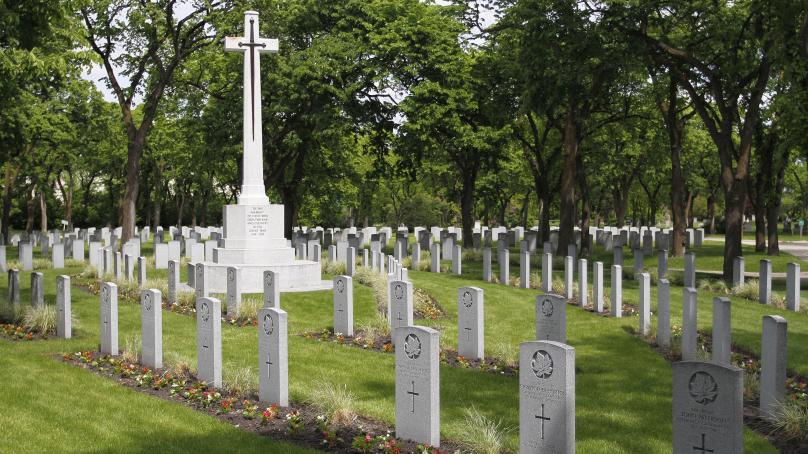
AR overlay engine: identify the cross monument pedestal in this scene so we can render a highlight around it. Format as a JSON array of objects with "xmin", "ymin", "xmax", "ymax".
[{"xmin": 200, "ymin": 11, "xmax": 329, "ymax": 293}]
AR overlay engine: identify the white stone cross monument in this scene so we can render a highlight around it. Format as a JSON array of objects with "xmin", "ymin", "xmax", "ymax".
[
  {"xmin": 196, "ymin": 11, "xmax": 328, "ymax": 293},
  {"xmin": 224, "ymin": 11, "xmax": 278, "ymax": 205}
]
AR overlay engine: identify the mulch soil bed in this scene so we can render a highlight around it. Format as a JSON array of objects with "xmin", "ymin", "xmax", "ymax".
[{"xmin": 61, "ymin": 351, "xmax": 464, "ymax": 453}]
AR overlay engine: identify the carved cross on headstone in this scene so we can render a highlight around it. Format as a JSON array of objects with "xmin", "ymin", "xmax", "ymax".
[
  {"xmin": 693, "ymin": 433, "xmax": 714, "ymax": 453},
  {"xmin": 407, "ymin": 380, "xmax": 419, "ymax": 413},
  {"xmin": 464, "ymin": 327, "xmax": 472, "ymax": 341},
  {"xmin": 265, "ymin": 350, "xmax": 273, "ymax": 378},
  {"xmin": 535, "ymin": 404, "xmax": 551, "ymax": 440},
  {"xmin": 202, "ymin": 337, "xmax": 209, "ymax": 351},
  {"xmin": 397, "ymin": 311, "xmax": 403, "ymax": 322}
]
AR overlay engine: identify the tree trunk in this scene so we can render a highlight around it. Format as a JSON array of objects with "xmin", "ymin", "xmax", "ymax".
[
  {"xmin": 556, "ymin": 106, "xmax": 578, "ymax": 256},
  {"xmin": 706, "ymin": 194, "xmax": 716, "ymax": 234},
  {"xmin": 2, "ymin": 164, "xmax": 18, "ymax": 243},
  {"xmin": 39, "ymin": 190, "xmax": 47, "ymax": 232},
  {"xmin": 754, "ymin": 198, "xmax": 766, "ymax": 252},
  {"xmin": 613, "ymin": 191, "xmax": 628, "ymax": 227},
  {"xmin": 519, "ymin": 191, "xmax": 530, "ymax": 228},
  {"xmin": 152, "ymin": 165, "xmax": 162, "ymax": 231},
  {"xmin": 121, "ymin": 132, "xmax": 145, "ymax": 243},
  {"xmin": 460, "ymin": 167, "xmax": 477, "ymax": 248},
  {"xmin": 723, "ymin": 180, "xmax": 746, "ymax": 279},
  {"xmin": 25, "ymin": 189, "xmax": 35, "ymax": 233},
  {"xmin": 577, "ymin": 153, "xmax": 591, "ymax": 257},
  {"xmin": 177, "ymin": 192, "xmax": 185, "ymax": 228},
  {"xmin": 190, "ymin": 196, "xmax": 197, "ymax": 228},
  {"xmin": 767, "ymin": 148, "xmax": 789, "ymax": 255}
]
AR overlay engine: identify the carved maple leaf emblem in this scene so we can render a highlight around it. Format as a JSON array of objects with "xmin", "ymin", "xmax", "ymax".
[
  {"xmin": 689, "ymin": 371, "xmax": 718, "ymax": 405},
  {"xmin": 532, "ymin": 350, "xmax": 553, "ymax": 379}
]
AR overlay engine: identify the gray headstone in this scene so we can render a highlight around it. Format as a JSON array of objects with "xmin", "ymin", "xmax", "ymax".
[
  {"xmin": 759, "ymin": 259, "xmax": 772, "ymax": 304},
  {"xmin": 657, "ymin": 249, "xmax": 667, "ymax": 278},
  {"xmin": 0, "ymin": 246, "xmax": 6, "ymax": 272},
  {"xmin": 395, "ymin": 325, "xmax": 440, "ymax": 447},
  {"xmin": 100, "ymin": 282, "xmax": 118, "ymax": 355},
  {"xmin": 564, "ymin": 256, "xmax": 574, "ymax": 299},
  {"xmin": 389, "ymin": 280, "xmax": 413, "ymax": 329},
  {"xmin": 519, "ymin": 340, "xmax": 575, "ymax": 454},
  {"xmin": 578, "ymin": 259, "xmax": 587, "ymax": 308},
  {"xmin": 311, "ymin": 243, "xmax": 321, "ymax": 263},
  {"xmin": 732, "ymin": 256, "xmax": 744, "ymax": 287},
  {"xmin": 610, "ymin": 265, "xmax": 622, "ymax": 317},
  {"xmin": 226, "ymin": 266, "xmax": 241, "ymax": 317},
  {"xmin": 328, "ymin": 245, "xmax": 337, "ymax": 262},
  {"xmin": 639, "ymin": 272, "xmax": 651, "ymax": 336},
  {"xmin": 196, "ymin": 296, "xmax": 222, "ymax": 388},
  {"xmin": 613, "ymin": 246, "xmax": 623, "ymax": 268},
  {"xmin": 167, "ymin": 241, "xmax": 181, "ymax": 262},
  {"xmin": 8, "ymin": 269, "xmax": 19, "ymax": 306},
  {"xmin": 258, "ymin": 307, "xmax": 289, "ymax": 406},
  {"xmin": 520, "ymin": 249, "xmax": 530, "ymax": 289},
  {"xmin": 72, "ymin": 239, "xmax": 84, "ymax": 261},
  {"xmin": 114, "ymin": 251, "xmax": 122, "ymax": 279},
  {"xmin": 30, "ymin": 272, "xmax": 44, "ymax": 309},
  {"xmin": 483, "ymin": 247, "xmax": 492, "ymax": 282},
  {"xmin": 56, "ymin": 275, "xmax": 71, "ymax": 339},
  {"xmin": 154, "ymin": 243, "xmax": 168, "ymax": 269},
  {"xmin": 19, "ymin": 242, "xmax": 32, "ymax": 270},
  {"xmin": 542, "ymin": 253, "xmax": 552, "ymax": 292},
  {"xmin": 786, "ymin": 263, "xmax": 800, "ymax": 311},
  {"xmin": 141, "ymin": 289, "xmax": 163, "ymax": 369},
  {"xmin": 333, "ymin": 275, "xmax": 353, "ymax": 336},
  {"xmin": 195, "ymin": 263, "xmax": 207, "ymax": 299},
  {"xmin": 673, "ymin": 361, "xmax": 743, "ymax": 453},
  {"xmin": 167, "ymin": 260, "xmax": 179, "ymax": 304},
  {"xmin": 346, "ymin": 246, "xmax": 356, "ymax": 276},
  {"xmin": 500, "ymin": 249, "xmax": 510, "ymax": 285},
  {"xmin": 137, "ymin": 256, "xmax": 146, "ymax": 286},
  {"xmin": 457, "ymin": 286, "xmax": 483, "ymax": 360},
  {"xmin": 52, "ymin": 243, "xmax": 65, "ymax": 269},
  {"xmin": 263, "ymin": 270, "xmax": 280, "ymax": 308},
  {"xmin": 657, "ymin": 279, "xmax": 671, "ymax": 349},
  {"xmin": 760, "ymin": 315, "xmax": 787, "ymax": 421},
  {"xmin": 430, "ymin": 243, "xmax": 440, "ymax": 273},
  {"xmin": 711, "ymin": 297, "xmax": 731, "ymax": 366},
  {"xmin": 684, "ymin": 252, "xmax": 696, "ymax": 288},
  {"xmin": 451, "ymin": 245, "xmax": 461, "ymax": 274},
  {"xmin": 411, "ymin": 242, "xmax": 420, "ymax": 268},
  {"xmin": 682, "ymin": 287, "xmax": 698, "ymax": 361},
  {"xmin": 593, "ymin": 262, "xmax": 604, "ymax": 312},
  {"xmin": 535, "ymin": 293, "xmax": 566, "ymax": 343},
  {"xmin": 633, "ymin": 248, "xmax": 643, "ymax": 276}
]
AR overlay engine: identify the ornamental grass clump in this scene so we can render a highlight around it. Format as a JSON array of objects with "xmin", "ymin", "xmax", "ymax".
[
  {"xmin": 308, "ymin": 380, "xmax": 357, "ymax": 426},
  {"xmin": 33, "ymin": 259, "xmax": 52, "ymax": 270},
  {"xmin": 224, "ymin": 366, "xmax": 258, "ymax": 397},
  {"xmin": 770, "ymin": 400, "xmax": 808, "ymax": 442},
  {"xmin": 489, "ymin": 342, "xmax": 517, "ymax": 368},
  {"xmin": 354, "ymin": 267, "xmax": 388, "ymax": 316},
  {"xmin": 22, "ymin": 305, "xmax": 56, "ymax": 335},
  {"xmin": 732, "ymin": 280, "xmax": 759, "ymax": 301},
  {"xmin": 322, "ymin": 260, "xmax": 346, "ymax": 276},
  {"xmin": 122, "ymin": 334, "xmax": 141, "ymax": 363},
  {"xmin": 64, "ymin": 259, "xmax": 86, "ymax": 268},
  {"xmin": 456, "ymin": 406, "xmax": 514, "ymax": 454},
  {"xmin": 239, "ymin": 295, "xmax": 262, "ymax": 321}
]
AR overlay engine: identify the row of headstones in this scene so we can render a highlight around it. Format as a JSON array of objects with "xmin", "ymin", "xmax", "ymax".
[{"xmin": 7, "ymin": 270, "xmax": 72, "ymax": 338}]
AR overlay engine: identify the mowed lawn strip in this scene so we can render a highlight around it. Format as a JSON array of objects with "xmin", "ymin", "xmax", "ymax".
[{"xmin": 2, "ymin": 263, "xmax": 778, "ymax": 453}]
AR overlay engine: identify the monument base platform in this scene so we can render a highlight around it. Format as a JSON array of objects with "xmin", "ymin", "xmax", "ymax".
[{"xmin": 201, "ymin": 260, "xmax": 331, "ymax": 293}]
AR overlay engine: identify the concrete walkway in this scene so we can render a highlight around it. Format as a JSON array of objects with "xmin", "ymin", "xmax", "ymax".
[{"xmin": 692, "ymin": 237, "xmax": 808, "ymax": 279}]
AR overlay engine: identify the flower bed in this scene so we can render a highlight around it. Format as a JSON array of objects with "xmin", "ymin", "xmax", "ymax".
[
  {"xmin": 301, "ymin": 329, "xmax": 519, "ymax": 377},
  {"xmin": 62, "ymin": 351, "xmax": 462, "ymax": 453}
]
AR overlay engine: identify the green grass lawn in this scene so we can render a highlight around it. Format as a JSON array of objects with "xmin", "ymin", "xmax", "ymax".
[{"xmin": 0, "ymin": 254, "xmax": 779, "ymax": 453}]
